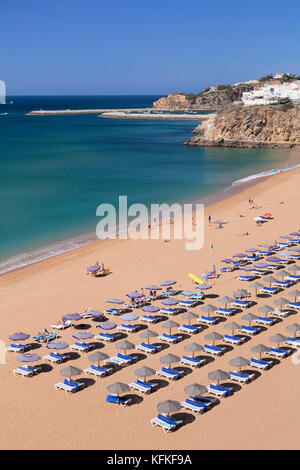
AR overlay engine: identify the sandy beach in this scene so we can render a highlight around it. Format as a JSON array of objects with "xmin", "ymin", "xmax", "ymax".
[{"xmin": 1, "ymin": 163, "xmax": 300, "ymax": 450}]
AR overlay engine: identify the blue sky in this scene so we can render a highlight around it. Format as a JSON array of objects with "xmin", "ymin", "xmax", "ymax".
[{"xmin": 1, "ymin": 0, "xmax": 300, "ymax": 95}]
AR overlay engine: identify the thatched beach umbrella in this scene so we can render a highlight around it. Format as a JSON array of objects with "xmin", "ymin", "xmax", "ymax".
[
  {"xmin": 257, "ymin": 304, "xmax": 274, "ymax": 317},
  {"xmin": 115, "ymin": 340, "xmax": 135, "ymax": 355},
  {"xmin": 251, "ymin": 344, "xmax": 269, "ymax": 359},
  {"xmin": 218, "ymin": 296, "xmax": 234, "ymax": 309},
  {"xmin": 107, "ymin": 382, "xmax": 130, "ymax": 403},
  {"xmin": 139, "ymin": 329, "xmax": 158, "ymax": 344},
  {"xmin": 229, "ymin": 356, "xmax": 250, "ymax": 372},
  {"xmin": 233, "ymin": 289, "xmax": 249, "ymax": 299},
  {"xmin": 205, "ymin": 331, "xmax": 223, "ymax": 346},
  {"xmin": 160, "ymin": 353, "xmax": 180, "ymax": 369},
  {"xmin": 286, "ymin": 323, "xmax": 300, "ymax": 338},
  {"xmin": 269, "ymin": 333, "xmax": 288, "ymax": 348},
  {"xmin": 88, "ymin": 351, "xmax": 109, "ymax": 366},
  {"xmin": 161, "ymin": 319, "xmax": 179, "ymax": 335},
  {"xmin": 241, "ymin": 312, "xmax": 258, "ymax": 325},
  {"xmin": 184, "ymin": 383, "xmax": 208, "ymax": 397},
  {"xmin": 276, "ymin": 270, "xmax": 289, "ymax": 280},
  {"xmin": 224, "ymin": 322, "xmax": 241, "ymax": 335},
  {"xmin": 263, "ymin": 275, "xmax": 277, "ymax": 287},
  {"xmin": 288, "ymin": 290, "xmax": 300, "ymax": 302},
  {"xmin": 60, "ymin": 365, "xmax": 82, "ymax": 380},
  {"xmin": 274, "ymin": 297, "xmax": 289, "ymax": 311},
  {"xmin": 157, "ymin": 400, "xmax": 181, "ymax": 417},
  {"xmin": 201, "ymin": 304, "xmax": 217, "ymax": 318},
  {"xmin": 134, "ymin": 366, "xmax": 156, "ymax": 378},
  {"xmin": 181, "ymin": 311, "xmax": 199, "ymax": 325},
  {"xmin": 288, "ymin": 264, "xmax": 300, "ymax": 274},
  {"xmin": 184, "ymin": 342, "xmax": 203, "ymax": 358},
  {"xmin": 208, "ymin": 369, "xmax": 230, "ymax": 385},
  {"xmin": 249, "ymin": 282, "xmax": 264, "ymax": 296}
]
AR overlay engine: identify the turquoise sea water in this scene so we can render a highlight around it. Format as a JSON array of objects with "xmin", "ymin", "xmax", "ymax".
[{"xmin": 0, "ymin": 95, "xmax": 296, "ymax": 273}]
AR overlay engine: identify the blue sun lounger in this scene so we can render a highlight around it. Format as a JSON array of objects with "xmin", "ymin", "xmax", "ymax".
[
  {"xmin": 285, "ymin": 275, "xmax": 300, "ymax": 282},
  {"xmin": 204, "ymin": 344, "xmax": 225, "ymax": 355},
  {"xmin": 158, "ymin": 333, "xmax": 182, "ymax": 343},
  {"xmin": 239, "ymin": 325, "xmax": 260, "ymax": 335},
  {"xmin": 118, "ymin": 324, "xmax": 138, "ymax": 333},
  {"xmin": 55, "ymin": 379, "xmax": 85, "ymax": 393},
  {"xmin": 162, "ymin": 290, "xmax": 179, "ymax": 296},
  {"xmin": 84, "ymin": 364, "xmax": 112, "ymax": 377},
  {"xmin": 43, "ymin": 352, "xmax": 68, "ymax": 363},
  {"xmin": 237, "ymin": 275, "xmax": 256, "ymax": 281},
  {"xmin": 178, "ymin": 324, "xmax": 200, "ymax": 334},
  {"xmin": 251, "ymin": 269, "xmax": 268, "ymax": 276},
  {"xmin": 258, "ymin": 250, "xmax": 272, "ymax": 256},
  {"xmin": 106, "ymin": 394, "xmax": 132, "ymax": 406},
  {"xmin": 136, "ymin": 342, "xmax": 162, "ymax": 354},
  {"xmin": 223, "ymin": 334, "xmax": 244, "ymax": 345},
  {"xmin": 151, "ymin": 414, "xmax": 183, "ymax": 432},
  {"xmin": 273, "ymin": 280, "xmax": 292, "ymax": 288},
  {"xmin": 181, "ymin": 398, "xmax": 207, "ymax": 414},
  {"xmin": 229, "ymin": 371, "xmax": 255, "ymax": 383},
  {"xmin": 216, "ymin": 307, "xmax": 236, "ymax": 316},
  {"xmin": 7, "ymin": 343, "xmax": 29, "ymax": 353},
  {"xmin": 179, "ymin": 300, "xmax": 197, "ymax": 307},
  {"xmin": 254, "ymin": 316, "xmax": 277, "ymax": 326},
  {"xmin": 260, "ymin": 287, "xmax": 279, "ymax": 295},
  {"xmin": 266, "ymin": 347, "xmax": 290, "ymax": 358},
  {"xmin": 285, "ymin": 337, "xmax": 300, "ymax": 347},
  {"xmin": 287, "ymin": 302, "xmax": 300, "ymax": 310},
  {"xmin": 208, "ymin": 383, "xmax": 232, "ymax": 397},
  {"xmin": 160, "ymin": 308, "xmax": 180, "ymax": 315},
  {"xmin": 250, "ymin": 357, "xmax": 272, "ymax": 369},
  {"xmin": 104, "ymin": 308, "xmax": 124, "ymax": 315},
  {"xmin": 180, "ymin": 356, "xmax": 206, "ymax": 368},
  {"xmin": 95, "ymin": 332, "xmax": 122, "ymax": 342},
  {"xmin": 140, "ymin": 315, "xmax": 160, "ymax": 323},
  {"xmin": 70, "ymin": 342, "xmax": 94, "ymax": 352},
  {"xmin": 13, "ymin": 365, "xmax": 40, "ymax": 377},
  {"xmin": 129, "ymin": 379, "xmax": 157, "ymax": 393},
  {"xmin": 190, "ymin": 396, "xmax": 217, "ymax": 407},
  {"xmin": 199, "ymin": 315, "xmax": 218, "ymax": 325},
  {"xmin": 156, "ymin": 367, "xmax": 183, "ymax": 380},
  {"xmin": 233, "ymin": 300, "xmax": 251, "ymax": 308}
]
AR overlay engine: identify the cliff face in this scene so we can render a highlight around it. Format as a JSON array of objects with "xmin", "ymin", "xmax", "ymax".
[
  {"xmin": 186, "ymin": 104, "xmax": 300, "ymax": 149},
  {"xmin": 153, "ymin": 86, "xmax": 253, "ymax": 110}
]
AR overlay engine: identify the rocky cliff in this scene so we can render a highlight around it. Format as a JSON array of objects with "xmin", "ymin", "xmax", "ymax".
[
  {"xmin": 153, "ymin": 85, "xmax": 253, "ymax": 111},
  {"xmin": 186, "ymin": 104, "xmax": 300, "ymax": 149}
]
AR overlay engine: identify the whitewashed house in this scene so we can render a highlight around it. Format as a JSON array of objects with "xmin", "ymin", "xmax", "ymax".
[
  {"xmin": 0, "ymin": 80, "xmax": 6, "ymax": 104},
  {"xmin": 242, "ymin": 81, "xmax": 300, "ymax": 106}
]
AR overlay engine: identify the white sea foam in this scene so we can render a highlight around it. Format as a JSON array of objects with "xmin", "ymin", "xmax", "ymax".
[{"xmin": 229, "ymin": 161, "xmax": 300, "ymax": 187}]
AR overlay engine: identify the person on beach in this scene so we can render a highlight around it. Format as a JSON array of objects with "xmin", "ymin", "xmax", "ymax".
[{"xmin": 208, "ymin": 215, "xmax": 211, "ymax": 224}]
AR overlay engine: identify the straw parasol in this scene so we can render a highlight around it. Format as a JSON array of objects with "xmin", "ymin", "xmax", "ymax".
[
  {"xmin": 60, "ymin": 365, "xmax": 82, "ymax": 380},
  {"xmin": 249, "ymin": 282, "xmax": 264, "ymax": 296},
  {"xmin": 161, "ymin": 319, "xmax": 180, "ymax": 335},
  {"xmin": 208, "ymin": 369, "xmax": 230, "ymax": 385},
  {"xmin": 241, "ymin": 312, "xmax": 258, "ymax": 325},
  {"xmin": 257, "ymin": 304, "xmax": 274, "ymax": 317},
  {"xmin": 263, "ymin": 275, "xmax": 277, "ymax": 287},
  {"xmin": 288, "ymin": 290, "xmax": 300, "ymax": 302},
  {"xmin": 251, "ymin": 344, "xmax": 269, "ymax": 359},
  {"xmin": 134, "ymin": 366, "xmax": 156, "ymax": 378},
  {"xmin": 269, "ymin": 333, "xmax": 288, "ymax": 348},
  {"xmin": 88, "ymin": 351, "xmax": 109, "ymax": 366},
  {"xmin": 229, "ymin": 356, "xmax": 250, "ymax": 372},
  {"xmin": 200, "ymin": 304, "xmax": 217, "ymax": 318},
  {"xmin": 181, "ymin": 311, "xmax": 199, "ymax": 324},
  {"xmin": 184, "ymin": 342, "xmax": 203, "ymax": 358},
  {"xmin": 115, "ymin": 340, "xmax": 135, "ymax": 355},
  {"xmin": 204, "ymin": 331, "xmax": 223, "ymax": 346},
  {"xmin": 107, "ymin": 382, "xmax": 130, "ymax": 403},
  {"xmin": 139, "ymin": 329, "xmax": 158, "ymax": 344},
  {"xmin": 286, "ymin": 323, "xmax": 300, "ymax": 337},
  {"xmin": 276, "ymin": 270, "xmax": 289, "ymax": 280},
  {"xmin": 157, "ymin": 400, "xmax": 181, "ymax": 416},
  {"xmin": 218, "ymin": 296, "xmax": 234, "ymax": 309},
  {"xmin": 160, "ymin": 353, "xmax": 180, "ymax": 369},
  {"xmin": 273, "ymin": 297, "xmax": 289, "ymax": 311},
  {"xmin": 184, "ymin": 383, "xmax": 208, "ymax": 396},
  {"xmin": 224, "ymin": 322, "xmax": 241, "ymax": 335}
]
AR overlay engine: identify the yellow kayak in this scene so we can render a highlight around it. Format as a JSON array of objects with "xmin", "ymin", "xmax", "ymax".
[{"xmin": 188, "ymin": 273, "xmax": 203, "ymax": 285}]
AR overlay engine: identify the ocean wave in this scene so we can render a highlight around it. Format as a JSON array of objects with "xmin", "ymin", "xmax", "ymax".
[{"xmin": 230, "ymin": 161, "xmax": 300, "ymax": 187}]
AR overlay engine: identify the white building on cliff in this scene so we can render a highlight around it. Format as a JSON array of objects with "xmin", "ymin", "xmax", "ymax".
[
  {"xmin": 242, "ymin": 81, "xmax": 300, "ymax": 106},
  {"xmin": 0, "ymin": 80, "xmax": 6, "ymax": 104}
]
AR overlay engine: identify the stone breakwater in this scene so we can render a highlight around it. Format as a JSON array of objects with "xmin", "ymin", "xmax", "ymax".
[{"xmin": 185, "ymin": 104, "xmax": 300, "ymax": 149}]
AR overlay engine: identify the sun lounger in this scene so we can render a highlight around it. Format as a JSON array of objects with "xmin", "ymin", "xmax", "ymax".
[
  {"xmin": 265, "ymin": 347, "xmax": 290, "ymax": 358},
  {"xmin": 285, "ymin": 337, "xmax": 300, "ymax": 347},
  {"xmin": 13, "ymin": 365, "xmax": 40, "ymax": 378},
  {"xmin": 181, "ymin": 398, "xmax": 207, "ymax": 414},
  {"xmin": 237, "ymin": 275, "xmax": 255, "ymax": 281},
  {"xmin": 129, "ymin": 379, "xmax": 157, "ymax": 394},
  {"xmin": 266, "ymin": 264, "xmax": 281, "ymax": 270},
  {"xmin": 157, "ymin": 333, "xmax": 182, "ymax": 343},
  {"xmin": 136, "ymin": 342, "xmax": 162, "ymax": 354},
  {"xmin": 273, "ymin": 281, "xmax": 292, "ymax": 288},
  {"xmin": 254, "ymin": 316, "xmax": 277, "ymax": 326},
  {"xmin": 216, "ymin": 307, "xmax": 236, "ymax": 316},
  {"xmin": 189, "ymin": 293, "xmax": 204, "ymax": 300},
  {"xmin": 178, "ymin": 324, "xmax": 200, "ymax": 334},
  {"xmin": 233, "ymin": 292, "xmax": 250, "ymax": 299},
  {"xmin": 258, "ymin": 250, "xmax": 272, "ymax": 256},
  {"xmin": 232, "ymin": 300, "xmax": 251, "ymax": 308},
  {"xmin": 239, "ymin": 325, "xmax": 260, "ymax": 335},
  {"xmin": 84, "ymin": 364, "xmax": 112, "ymax": 377},
  {"xmin": 106, "ymin": 394, "xmax": 132, "ymax": 406},
  {"xmin": 7, "ymin": 343, "xmax": 29, "ymax": 353},
  {"xmin": 180, "ymin": 356, "xmax": 206, "ymax": 368},
  {"xmin": 118, "ymin": 324, "xmax": 139, "ymax": 333},
  {"xmin": 229, "ymin": 371, "xmax": 255, "ymax": 383},
  {"xmin": 204, "ymin": 344, "xmax": 225, "ymax": 356},
  {"xmin": 223, "ymin": 334, "xmax": 244, "ymax": 345},
  {"xmin": 198, "ymin": 315, "xmax": 218, "ymax": 325},
  {"xmin": 272, "ymin": 309, "xmax": 289, "ymax": 318},
  {"xmin": 55, "ymin": 379, "xmax": 85, "ymax": 393},
  {"xmin": 156, "ymin": 367, "xmax": 183, "ymax": 380},
  {"xmin": 162, "ymin": 290, "xmax": 179, "ymax": 296},
  {"xmin": 151, "ymin": 414, "xmax": 182, "ymax": 432},
  {"xmin": 50, "ymin": 320, "xmax": 72, "ymax": 330},
  {"xmin": 140, "ymin": 315, "xmax": 160, "ymax": 323},
  {"xmin": 95, "ymin": 332, "xmax": 122, "ymax": 342},
  {"xmin": 285, "ymin": 275, "xmax": 300, "ymax": 281},
  {"xmin": 105, "ymin": 353, "xmax": 137, "ymax": 366},
  {"xmin": 251, "ymin": 269, "xmax": 268, "ymax": 275},
  {"xmin": 220, "ymin": 266, "xmax": 235, "ymax": 273},
  {"xmin": 287, "ymin": 302, "xmax": 300, "ymax": 310},
  {"xmin": 246, "ymin": 256, "xmax": 259, "ymax": 261},
  {"xmin": 70, "ymin": 342, "xmax": 94, "ymax": 352},
  {"xmin": 104, "ymin": 308, "xmax": 125, "ymax": 315},
  {"xmin": 43, "ymin": 352, "xmax": 69, "ymax": 363},
  {"xmin": 278, "ymin": 259, "xmax": 292, "ymax": 264},
  {"xmin": 189, "ymin": 396, "xmax": 217, "ymax": 408},
  {"xmin": 178, "ymin": 300, "xmax": 197, "ymax": 307},
  {"xmin": 208, "ymin": 383, "xmax": 232, "ymax": 397},
  {"xmin": 40, "ymin": 331, "xmax": 57, "ymax": 343},
  {"xmin": 250, "ymin": 357, "xmax": 272, "ymax": 370},
  {"xmin": 160, "ymin": 308, "xmax": 180, "ymax": 315},
  {"xmin": 260, "ymin": 287, "xmax": 279, "ymax": 295}
]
